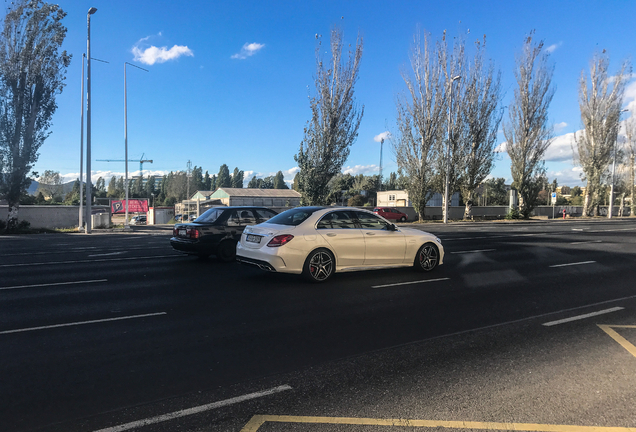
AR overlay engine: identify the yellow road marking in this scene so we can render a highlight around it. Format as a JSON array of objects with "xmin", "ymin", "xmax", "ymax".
[
  {"xmin": 598, "ymin": 325, "xmax": 636, "ymax": 358},
  {"xmin": 240, "ymin": 415, "xmax": 636, "ymax": 431}
]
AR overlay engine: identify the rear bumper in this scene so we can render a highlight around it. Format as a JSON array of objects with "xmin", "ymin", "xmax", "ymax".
[
  {"xmin": 236, "ymin": 255, "xmax": 277, "ymax": 272},
  {"xmin": 170, "ymin": 237, "xmax": 215, "ymax": 255}
]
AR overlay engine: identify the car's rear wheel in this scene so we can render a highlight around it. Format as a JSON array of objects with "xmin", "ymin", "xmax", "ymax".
[
  {"xmin": 399, "ymin": 216, "xmax": 406, "ymax": 222},
  {"xmin": 216, "ymin": 240, "xmax": 236, "ymax": 263},
  {"xmin": 414, "ymin": 242, "xmax": 439, "ymax": 272},
  {"xmin": 302, "ymin": 249, "xmax": 335, "ymax": 283}
]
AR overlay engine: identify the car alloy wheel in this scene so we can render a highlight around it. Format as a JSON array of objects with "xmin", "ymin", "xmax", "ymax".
[
  {"xmin": 303, "ymin": 249, "xmax": 334, "ymax": 282},
  {"xmin": 216, "ymin": 240, "xmax": 236, "ymax": 263},
  {"xmin": 415, "ymin": 243, "xmax": 438, "ymax": 272},
  {"xmin": 399, "ymin": 216, "xmax": 406, "ymax": 222}
]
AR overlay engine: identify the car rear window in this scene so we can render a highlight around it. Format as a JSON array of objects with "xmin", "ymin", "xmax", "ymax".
[
  {"xmin": 194, "ymin": 208, "xmax": 223, "ymax": 223},
  {"xmin": 267, "ymin": 207, "xmax": 320, "ymax": 226}
]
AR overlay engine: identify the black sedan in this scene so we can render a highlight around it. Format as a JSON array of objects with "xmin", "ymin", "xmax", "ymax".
[{"xmin": 170, "ymin": 206, "xmax": 278, "ymax": 261}]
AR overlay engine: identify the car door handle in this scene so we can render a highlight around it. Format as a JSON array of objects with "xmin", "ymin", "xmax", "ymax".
[
  {"xmin": 326, "ymin": 233, "xmax": 337, "ymax": 237},
  {"xmin": 365, "ymin": 232, "xmax": 376, "ymax": 236}
]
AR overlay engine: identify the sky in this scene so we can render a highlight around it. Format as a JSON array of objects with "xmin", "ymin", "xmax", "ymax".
[{"xmin": 20, "ymin": 0, "xmax": 636, "ymax": 188}]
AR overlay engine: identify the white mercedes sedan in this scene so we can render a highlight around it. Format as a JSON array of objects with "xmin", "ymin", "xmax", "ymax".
[{"xmin": 236, "ymin": 206, "xmax": 444, "ymax": 283}]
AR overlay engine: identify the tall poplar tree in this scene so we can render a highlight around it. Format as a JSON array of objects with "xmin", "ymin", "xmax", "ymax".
[
  {"xmin": 0, "ymin": 0, "xmax": 71, "ymax": 230},
  {"xmin": 295, "ymin": 27, "xmax": 364, "ymax": 205}
]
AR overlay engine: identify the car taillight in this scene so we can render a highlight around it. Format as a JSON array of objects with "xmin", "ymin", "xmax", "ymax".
[
  {"xmin": 267, "ymin": 234, "xmax": 294, "ymax": 247},
  {"xmin": 173, "ymin": 227, "xmax": 178, "ymax": 236},
  {"xmin": 186, "ymin": 227, "xmax": 200, "ymax": 239}
]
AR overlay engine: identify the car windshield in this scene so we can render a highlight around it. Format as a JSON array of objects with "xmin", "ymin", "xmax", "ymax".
[
  {"xmin": 266, "ymin": 207, "xmax": 321, "ymax": 226},
  {"xmin": 194, "ymin": 208, "xmax": 224, "ymax": 223}
]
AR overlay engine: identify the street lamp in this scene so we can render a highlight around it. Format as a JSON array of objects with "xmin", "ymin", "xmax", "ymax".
[
  {"xmin": 124, "ymin": 62, "xmax": 149, "ymax": 229},
  {"xmin": 85, "ymin": 7, "xmax": 97, "ymax": 234},
  {"xmin": 79, "ymin": 53, "xmax": 85, "ymax": 231},
  {"xmin": 608, "ymin": 108, "xmax": 630, "ymax": 219},
  {"xmin": 443, "ymin": 75, "xmax": 461, "ymax": 224}
]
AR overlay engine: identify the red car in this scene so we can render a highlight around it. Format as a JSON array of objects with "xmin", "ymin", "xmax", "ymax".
[{"xmin": 373, "ymin": 207, "xmax": 408, "ymax": 222}]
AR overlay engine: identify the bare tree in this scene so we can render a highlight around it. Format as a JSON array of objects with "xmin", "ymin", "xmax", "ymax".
[
  {"xmin": 459, "ymin": 37, "xmax": 503, "ymax": 218},
  {"xmin": 503, "ymin": 33, "xmax": 555, "ymax": 218},
  {"xmin": 574, "ymin": 52, "xmax": 630, "ymax": 216},
  {"xmin": 435, "ymin": 31, "xmax": 467, "ymax": 219},
  {"xmin": 393, "ymin": 30, "xmax": 446, "ymax": 221},
  {"xmin": 0, "ymin": 0, "xmax": 71, "ymax": 230},
  {"xmin": 625, "ymin": 116, "xmax": 636, "ymax": 216},
  {"xmin": 295, "ymin": 27, "xmax": 364, "ymax": 205},
  {"xmin": 36, "ymin": 169, "xmax": 63, "ymax": 201}
]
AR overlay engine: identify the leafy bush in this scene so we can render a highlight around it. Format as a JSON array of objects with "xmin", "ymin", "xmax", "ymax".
[{"xmin": 505, "ymin": 208, "xmax": 523, "ymax": 220}]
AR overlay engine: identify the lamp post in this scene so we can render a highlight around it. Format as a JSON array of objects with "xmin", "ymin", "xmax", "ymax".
[
  {"xmin": 79, "ymin": 53, "xmax": 85, "ymax": 231},
  {"xmin": 443, "ymin": 75, "xmax": 461, "ymax": 224},
  {"xmin": 124, "ymin": 62, "xmax": 149, "ymax": 229},
  {"xmin": 608, "ymin": 108, "xmax": 630, "ymax": 219},
  {"xmin": 85, "ymin": 7, "xmax": 97, "ymax": 233}
]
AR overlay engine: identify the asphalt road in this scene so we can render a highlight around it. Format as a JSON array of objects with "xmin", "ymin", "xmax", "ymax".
[{"xmin": 1, "ymin": 218, "xmax": 635, "ymax": 432}]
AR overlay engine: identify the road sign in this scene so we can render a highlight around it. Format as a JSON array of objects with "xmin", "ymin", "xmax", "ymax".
[{"xmin": 551, "ymin": 192, "xmax": 557, "ymax": 205}]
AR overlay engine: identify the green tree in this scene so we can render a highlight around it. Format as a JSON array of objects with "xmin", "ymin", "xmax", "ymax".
[
  {"xmin": 0, "ymin": 1, "xmax": 71, "ymax": 230},
  {"xmin": 116, "ymin": 176, "xmax": 125, "ymax": 198},
  {"xmin": 191, "ymin": 166, "xmax": 204, "ymax": 192},
  {"xmin": 144, "ymin": 175, "xmax": 155, "ymax": 198},
  {"xmin": 247, "ymin": 176, "xmax": 259, "ymax": 188},
  {"xmin": 482, "ymin": 177, "xmax": 508, "ymax": 206},
  {"xmin": 231, "ymin": 167, "xmax": 244, "ymax": 188},
  {"xmin": 217, "ymin": 164, "xmax": 231, "ymax": 188},
  {"xmin": 295, "ymin": 27, "xmax": 364, "ymax": 205},
  {"xmin": 203, "ymin": 171, "xmax": 211, "ymax": 190},
  {"xmin": 273, "ymin": 171, "xmax": 288, "ymax": 189},
  {"xmin": 107, "ymin": 176, "xmax": 117, "ymax": 197}
]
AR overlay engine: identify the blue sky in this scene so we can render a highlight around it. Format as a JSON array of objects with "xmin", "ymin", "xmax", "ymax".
[{"xmin": 30, "ymin": 0, "xmax": 636, "ymax": 187}]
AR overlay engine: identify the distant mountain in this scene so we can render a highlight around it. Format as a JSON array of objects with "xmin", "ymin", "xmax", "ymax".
[{"xmin": 27, "ymin": 179, "xmax": 75, "ymax": 196}]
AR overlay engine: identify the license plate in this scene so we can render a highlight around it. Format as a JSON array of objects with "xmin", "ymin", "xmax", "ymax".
[
  {"xmin": 179, "ymin": 229, "xmax": 186, "ymax": 236},
  {"xmin": 246, "ymin": 234, "xmax": 261, "ymax": 243}
]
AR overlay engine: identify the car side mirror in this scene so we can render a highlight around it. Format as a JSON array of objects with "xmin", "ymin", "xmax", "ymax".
[{"xmin": 387, "ymin": 223, "xmax": 397, "ymax": 231}]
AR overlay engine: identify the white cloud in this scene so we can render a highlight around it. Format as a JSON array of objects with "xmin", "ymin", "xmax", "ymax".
[
  {"xmin": 545, "ymin": 42, "xmax": 562, "ymax": 53},
  {"xmin": 547, "ymin": 167, "xmax": 584, "ymax": 186},
  {"xmin": 285, "ymin": 167, "xmax": 300, "ymax": 176},
  {"xmin": 342, "ymin": 164, "xmax": 379, "ymax": 175},
  {"xmin": 494, "ymin": 141, "xmax": 507, "ymax": 153},
  {"xmin": 132, "ymin": 35, "xmax": 193, "ymax": 65},
  {"xmin": 374, "ymin": 131, "xmax": 390, "ymax": 142},
  {"xmin": 544, "ymin": 132, "xmax": 578, "ymax": 162},
  {"xmin": 231, "ymin": 43, "xmax": 265, "ymax": 60},
  {"xmin": 554, "ymin": 122, "xmax": 568, "ymax": 132}
]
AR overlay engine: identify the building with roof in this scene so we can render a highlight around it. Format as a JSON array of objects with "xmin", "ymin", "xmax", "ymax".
[{"xmin": 210, "ymin": 187, "xmax": 302, "ymax": 207}]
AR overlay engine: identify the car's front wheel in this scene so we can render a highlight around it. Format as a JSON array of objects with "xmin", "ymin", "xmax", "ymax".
[
  {"xmin": 216, "ymin": 240, "xmax": 236, "ymax": 263},
  {"xmin": 302, "ymin": 249, "xmax": 335, "ymax": 283},
  {"xmin": 414, "ymin": 243, "xmax": 439, "ymax": 272}
]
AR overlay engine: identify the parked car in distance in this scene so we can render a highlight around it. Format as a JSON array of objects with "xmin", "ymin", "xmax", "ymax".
[
  {"xmin": 236, "ymin": 206, "xmax": 443, "ymax": 282},
  {"xmin": 373, "ymin": 207, "xmax": 408, "ymax": 222},
  {"xmin": 170, "ymin": 206, "xmax": 278, "ymax": 262},
  {"xmin": 130, "ymin": 215, "xmax": 147, "ymax": 225}
]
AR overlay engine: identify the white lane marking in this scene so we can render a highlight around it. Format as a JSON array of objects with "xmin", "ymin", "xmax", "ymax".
[
  {"xmin": 542, "ymin": 307, "xmax": 625, "ymax": 327},
  {"xmin": 92, "ymin": 384, "xmax": 293, "ymax": 432},
  {"xmin": 570, "ymin": 240, "xmax": 602, "ymax": 245},
  {"xmin": 451, "ymin": 249, "xmax": 496, "ymax": 254},
  {"xmin": 0, "ymin": 312, "xmax": 167, "ymax": 335},
  {"xmin": 372, "ymin": 278, "xmax": 450, "ymax": 288},
  {"xmin": 0, "ymin": 246, "xmax": 169, "ymax": 257},
  {"xmin": 0, "ymin": 254, "xmax": 184, "ymax": 268},
  {"xmin": 88, "ymin": 251, "xmax": 127, "ymax": 257},
  {"xmin": 572, "ymin": 228, "xmax": 584, "ymax": 231},
  {"xmin": 0, "ymin": 279, "xmax": 107, "ymax": 291},
  {"xmin": 549, "ymin": 260, "xmax": 596, "ymax": 268}
]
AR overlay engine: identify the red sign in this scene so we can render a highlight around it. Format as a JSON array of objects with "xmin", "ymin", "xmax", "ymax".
[{"xmin": 111, "ymin": 199, "xmax": 149, "ymax": 214}]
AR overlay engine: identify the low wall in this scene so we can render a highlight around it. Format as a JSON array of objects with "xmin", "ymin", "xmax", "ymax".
[{"xmin": 1, "ymin": 205, "xmax": 111, "ymax": 229}]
